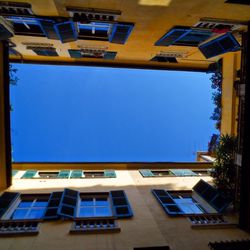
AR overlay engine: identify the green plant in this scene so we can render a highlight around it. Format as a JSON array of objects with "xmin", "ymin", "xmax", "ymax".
[{"xmin": 212, "ymin": 134, "xmax": 237, "ymax": 200}]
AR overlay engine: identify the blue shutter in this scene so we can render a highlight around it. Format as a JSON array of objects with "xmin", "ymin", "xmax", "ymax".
[
  {"xmin": 70, "ymin": 170, "xmax": 83, "ymax": 178},
  {"xmin": 169, "ymin": 169, "xmax": 197, "ymax": 177},
  {"xmin": 109, "ymin": 23, "xmax": 134, "ymax": 44},
  {"xmin": 0, "ymin": 192, "xmax": 20, "ymax": 218},
  {"xmin": 68, "ymin": 49, "xmax": 82, "ymax": 58},
  {"xmin": 21, "ymin": 170, "xmax": 37, "ymax": 179},
  {"xmin": 57, "ymin": 170, "xmax": 71, "ymax": 179},
  {"xmin": 104, "ymin": 170, "xmax": 116, "ymax": 178},
  {"xmin": 152, "ymin": 189, "xmax": 183, "ymax": 216},
  {"xmin": 192, "ymin": 180, "xmax": 230, "ymax": 212},
  {"xmin": 58, "ymin": 189, "xmax": 79, "ymax": 218},
  {"xmin": 199, "ymin": 32, "xmax": 240, "ymax": 59},
  {"xmin": 104, "ymin": 51, "xmax": 117, "ymax": 60},
  {"xmin": 155, "ymin": 28, "xmax": 190, "ymax": 46},
  {"xmin": 39, "ymin": 20, "xmax": 58, "ymax": 40},
  {"xmin": 139, "ymin": 169, "xmax": 154, "ymax": 177},
  {"xmin": 54, "ymin": 21, "xmax": 78, "ymax": 43},
  {"xmin": 43, "ymin": 192, "xmax": 63, "ymax": 220},
  {"xmin": 110, "ymin": 190, "xmax": 133, "ymax": 218}
]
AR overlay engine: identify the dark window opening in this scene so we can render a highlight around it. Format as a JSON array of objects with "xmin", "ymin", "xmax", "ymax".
[
  {"xmin": 38, "ymin": 171, "xmax": 60, "ymax": 179},
  {"xmin": 151, "ymin": 170, "xmax": 170, "ymax": 176},
  {"xmin": 13, "ymin": 22, "xmax": 45, "ymax": 37},
  {"xmin": 225, "ymin": 0, "xmax": 250, "ymax": 5},
  {"xmin": 84, "ymin": 171, "xmax": 105, "ymax": 178},
  {"xmin": 151, "ymin": 56, "xmax": 177, "ymax": 63}
]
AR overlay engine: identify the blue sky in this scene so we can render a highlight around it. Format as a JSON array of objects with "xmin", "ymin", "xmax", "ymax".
[{"xmin": 10, "ymin": 64, "xmax": 216, "ymax": 162}]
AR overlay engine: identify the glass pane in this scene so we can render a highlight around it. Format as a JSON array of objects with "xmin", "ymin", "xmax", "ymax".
[
  {"xmin": 174, "ymin": 198, "xmax": 203, "ymax": 214},
  {"xmin": 79, "ymin": 207, "xmax": 94, "ymax": 217},
  {"xmin": 12, "ymin": 209, "xmax": 28, "ymax": 219},
  {"xmin": 96, "ymin": 198, "xmax": 109, "ymax": 206},
  {"xmin": 34, "ymin": 201, "xmax": 48, "ymax": 207},
  {"xmin": 27, "ymin": 208, "xmax": 45, "ymax": 219},
  {"xmin": 95, "ymin": 207, "xmax": 112, "ymax": 217},
  {"xmin": 18, "ymin": 201, "xmax": 33, "ymax": 208},
  {"xmin": 81, "ymin": 198, "xmax": 94, "ymax": 206}
]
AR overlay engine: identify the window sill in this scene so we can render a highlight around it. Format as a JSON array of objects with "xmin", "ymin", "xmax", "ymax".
[
  {"xmin": 70, "ymin": 218, "xmax": 120, "ymax": 234},
  {"xmin": 0, "ymin": 220, "xmax": 40, "ymax": 236}
]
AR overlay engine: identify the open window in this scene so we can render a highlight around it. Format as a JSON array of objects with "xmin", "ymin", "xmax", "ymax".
[{"xmin": 155, "ymin": 26, "xmax": 212, "ymax": 47}]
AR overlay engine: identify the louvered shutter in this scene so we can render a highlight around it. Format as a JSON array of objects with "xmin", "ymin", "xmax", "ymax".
[
  {"xmin": 110, "ymin": 190, "xmax": 133, "ymax": 218},
  {"xmin": 109, "ymin": 23, "xmax": 134, "ymax": 44},
  {"xmin": 58, "ymin": 189, "xmax": 79, "ymax": 218},
  {"xmin": 54, "ymin": 21, "xmax": 78, "ymax": 43},
  {"xmin": 70, "ymin": 170, "xmax": 83, "ymax": 178},
  {"xmin": 43, "ymin": 192, "xmax": 63, "ymax": 220},
  {"xmin": 104, "ymin": 170, "xmax": 116, "ymax": 178},
  {"xmin": 39, "ymin": 20, "xmax": 58, "ymax": 40},
  {"xmin": 199, "ymin": 32, "xmax": 240, "ymax": 59},
  {"xmin": 139, "ymin": 169, "xmax": 154, "ymax": 177},
  {"xmin": 152, "ymin": 189, "xmax": 183, "ymax": 215},
  {"xmin": 21, "ymin": 170, "xmax": 37, "ymax": 179},
  {"xmin": 57, "ymin": 170, "xmax": 71, "ymax": 179},
  {"xmin": 0, "ymin": 192, "xmax": 20, "ymax": 218},
  {"xmin": 155, "ymin": 28, "xmax": 189, "ymax": 46}
]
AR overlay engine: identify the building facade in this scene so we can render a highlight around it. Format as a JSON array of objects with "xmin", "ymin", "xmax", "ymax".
[{"xmin": 1, "ymin": 0, "xmax": 250, "ymax": 248}]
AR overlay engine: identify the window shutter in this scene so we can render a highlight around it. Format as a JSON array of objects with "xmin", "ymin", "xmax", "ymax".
[
  {"xmin": 199, "ymin": 32, "xmax": 240, "ymax": 59},
  {"xmin": 43, "ymin": 192, "xmax": 63, "ymax": 220},
  {"xmin": 104, "ymin": 170, "xmax": 116, "ymax": 178},
  {"xmin": 110, "ymin": 190, "xmax": 133, "ymax": 218},
  {"xmin": 58, "ymin": 189, "xmax": 79, "ymax": 218},
  {"xmin": 54, "ymin": 21, "xmax": 78, "ymax": 43},
  {"xmin": 0, "ymin": 192, "xmax": 20, "ymax": 218},
  {"xmin": 70, "ymin": 170, "xmax": 83, "ymax": 178},
  {"xmin": 109, "ymin": 23, "xmax": 134, "ymax": 44},
  {"xmin": 39, "ymin": 20, "xmax": 58, "ymax": 40},
  {"xmin": 104, "ymin": 51, "xmax": 117, "ymax": 60},
  {"xmin": 169, "ymin": 169, "xmax": 197, "ymax": 176},
  {"xmin": 21, "ymin": 170, "xmax": 37, "ymax": 179},
  {"xmin": 57, "ymin": 170, "xmax": 71, "ymax": 179},
  {"xmin": 68, "ymin": 49, "xmax": 82, "ymax": 58},
  {"xmin": 193, "ymin": 180, "xmax": 229, "ymax": 212},
  {"xmin": 155, "ymin": 28, "xmax": 189, "ymax": 46},
  {"xmin": 32, "ymin": 47, "xmax": 58, "ymax": 56},
  {"xmin": 0, "ymin": 16, "xmax": 13, "ymax": 41},
  {"xmin": 152, "ymin": 189, "xmax": 183, "ymax": 216},
  {"xmin": 139, "ymin": 169, "xmax": 154, "ymax": 177}
]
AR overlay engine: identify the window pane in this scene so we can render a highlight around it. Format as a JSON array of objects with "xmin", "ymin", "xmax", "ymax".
[
  {"xmin": 27, "ymin": 208, "xmax": 45, "ymax": 219},
  {"xmin": 12, "ymin": 209, "xmax": 28, "ymax": 219},
  {"xmin": 174, "ymin": 198, "xmax": 203, "ymax": 214},
  {"xmin": 96, "ymin": 198, "xmax": 109, "ymax": 206},
  {"xmin": 79, "ymin": 207, "xmax": 94, "ymax": 217},
  {"xmin": 95, "ymin": 207, "xmax": 112, "ymax": 217},
  {"xmin": 34, "ymin": 201, "xmax": 48, "ymax": 207},
  {"xmin": 18, "ymin": 201, "xmax": 33, "ymax": 208},
  {"xmin": 81, "ymin": 198, "xmax": 94, "ymax": 206}
]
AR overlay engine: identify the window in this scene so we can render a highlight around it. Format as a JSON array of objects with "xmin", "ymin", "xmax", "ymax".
[
  {"xmin": 8, "ymin": 17, "xmax": 45, "ymax": 37},
  {"xmin": 78, "ymin": 194, "xmax": 112, "ymax": 218},
  {"xmin": 152, "ymin": 180, "xmax": 230, "ymax": 216},
  {"xmin": 68, "ymin": 49, "xmax": 117, "ymax": 60},
  {"xmin": 151, "ymin": 56, "xmax": 177, "ymax": 63},
  {"xmin": 27, "ymin": 46, "xmax": 59, "ymax": 56},
  {"xmin": 78, "ymin": 22, "xmax": 111, "ymax": 41},
  {"xmin": 11, "ymin": 196, "xmax": 49, "ymax": 220},
  {"xmin": 198, "ymin": 32, "xmax": 240, "ymax": 59},
  {"xmin": 37, "ymin": 171, "xmax": 59, "ymax": 179},
  {"xmin": 139, "ymin": 169, "xmax": 199, "ymax": 177},
  {"xmin": 20, "ymin": 169, "xmax": 116, "ymax": 179},
  {"xmin": 155, "ymin": 26, "xmax": 212, "ymax": 47}
]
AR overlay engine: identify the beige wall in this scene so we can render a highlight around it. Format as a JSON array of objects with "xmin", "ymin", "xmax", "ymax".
[{"xmin": 0, "ymin": 170, "xmax": 249, "ymax": 250}]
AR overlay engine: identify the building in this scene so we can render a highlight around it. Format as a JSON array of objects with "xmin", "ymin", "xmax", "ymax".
[{"xmin": 0, "ymin": 0, "xmax": 250, "ymax": 249}]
